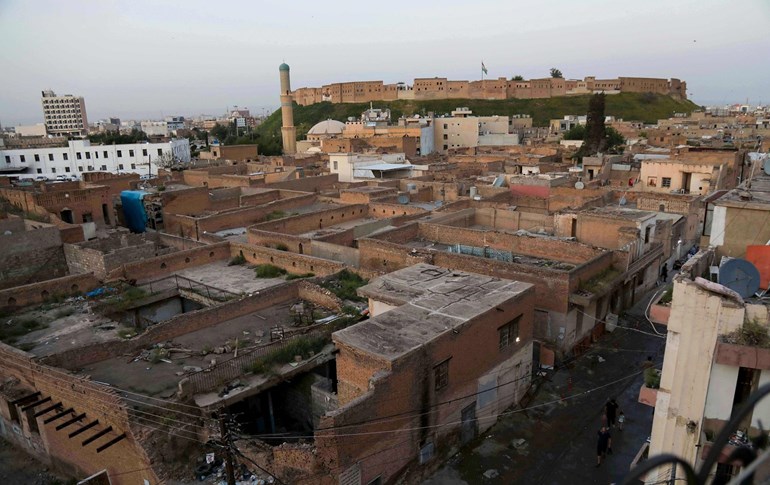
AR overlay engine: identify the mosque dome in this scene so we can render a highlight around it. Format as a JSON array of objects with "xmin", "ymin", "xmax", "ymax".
[
  {"xmin": 307, "ymin": 119, "xmax": 345, "ymax": 136},
  {"xmin": 279, "ymin": 63, "xmax": 290, "ymax": 72}
]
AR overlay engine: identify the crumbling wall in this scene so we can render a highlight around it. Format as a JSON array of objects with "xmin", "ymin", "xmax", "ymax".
[
  {"xmin": 108, "ymin": 243, "xmax": 231, "ymax": 281},
  {"xmin": 0, "ymin": 273, "xmax": 99, "ymax": 311},
  {"xmin": 0, "ymin": 344, "xmax": 159, "ymax": 485},
  {"xmin": 231, "ymin": 242, "xmax": 345, "ymax": 277},
  {"xmin": 0, "ymin": 225, "xmax": 67, "ymax": 290}
]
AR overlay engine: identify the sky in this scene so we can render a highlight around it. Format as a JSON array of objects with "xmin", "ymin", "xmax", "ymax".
[{"xmin": 0, "ymin": 0, "xmax": 768, "ymax": 126}]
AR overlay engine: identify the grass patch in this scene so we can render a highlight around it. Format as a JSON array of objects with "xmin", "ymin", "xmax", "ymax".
[
  {"xmin": 286, "ymin": 272, "xmax": 315, "ymax": 280},
  {"xmin": 0, "ymin": 317, "xmax": 48, "ymax": 343},
  {"xmin": 723, "ymin": 319, "xmax": 770, "ymax": 349},
  {"xmin": 228, "ymin": 250, "xmax": 246, "ymax": 266},
  {"xmin": 341, "ymin": 304, "xmax": 360, "ymax": 315},
  {"xmin": 659, "ymin": 287, "xmax": 673, "ymax": 304},
  {"xmin": 321, "ymin": 269, "xmax": 368, "ymax": 302},
  {"xmin": 117, "ymin": 328, "xmax": 137, "ymax": 339},
  {"xmin": 110, "ymin": 286, "xmax": 149, "ymax": 311},
  {"xmin": 255, "ymin": 264, "xmax": 287, "ymax": 278},
  {"xmin": 16, "ymin": 342, "xmax": 36, "ymax": 352},
  {"xmin": 247, "ymin": 336, "xmax": 328, "ymax": 374},
  {"xmin": 579, "ymin": 268, "xmax": 622, "ymax": 294},
  {"xmin": 53, "ymin": 307, "xmax": 75, "ymax": 319},
  {"xmin": 266, "ymin": 210, "xmax": 288, "ymax": 221}
]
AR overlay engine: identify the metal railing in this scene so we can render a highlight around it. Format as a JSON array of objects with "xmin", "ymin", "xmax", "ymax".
[
  {"xmin": 140, "ymin": 274, "xmax": 238, "ymax": 303},
  {"xmin": 622, "ymin": 383, "xmax": 770, "ymax": 485}
]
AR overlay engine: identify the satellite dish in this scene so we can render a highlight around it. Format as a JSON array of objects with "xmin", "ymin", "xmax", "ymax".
[
  {"xmin": 575, "ymin": 181, "xmax": 585, "ymax": 190},
  {"xmin": 397, "ymin": 195, "xmax": 410, "ymax": 205},
  {"xmin": 718, "ymin": 258, "xmax": 761, "ymax": 298},
  {"xmin": 763, "ymin": 158, "xmax": 770, "ymax": 176}
]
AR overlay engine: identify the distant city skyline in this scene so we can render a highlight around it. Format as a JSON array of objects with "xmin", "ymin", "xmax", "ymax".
[{"xmin": 1, "ymin": 0, "xmax": 768, "ymax": 126}]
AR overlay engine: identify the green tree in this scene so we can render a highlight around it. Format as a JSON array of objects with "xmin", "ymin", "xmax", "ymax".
[
  {"xmin": 550, "ymin": 68, "xmax": 563, "ymax": 78},
  {"xmin": 210, "ymin": 123, "xmax": 230, "ymax": 143},
  {"xmin": 605, "ymin": 126, "xmax": 625, "ymax": 153},
  {"xmin": 563, "ymin": 124, "xmax": 586, "ymax": 140},
  {"xmin": 88, "ymin": 128, "xmax": 148, "ymax": 145},
  {"xmin": 512, "ymin": 75, "xmax": 524, "ymax": 81},
  {"xmin": 582, "ymin": 93, "xmax": 607, "ymax": 155}
]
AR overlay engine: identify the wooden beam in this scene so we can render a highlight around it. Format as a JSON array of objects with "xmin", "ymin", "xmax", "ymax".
[
  {"xmin": 56, "ymin": 413, "xmax": 86, "ymax": 431},
  {"xmin": 96, "ymin": 433, "xmax": 126, "ymax": 453},
  {"xmin": 68, "ymin": 420, "xmax": 99, "ymax": 438},
  {"xmin": 20, "ymin": 396, "xmax": 50, "ymax": 412},
  {"xmin": 82, "ymin": 426, "xmax": 113, "ymax": 447},
  {"xmin": 33, "ymin": 402, "xmax": 62, "ymax": 418},
  {"xmin": 44, "ymin": 408, "xmax": 73, "ymax": 424},
  {"xmin": 9, "ymin": 391, "xmax": 40, "ymax": 406}
]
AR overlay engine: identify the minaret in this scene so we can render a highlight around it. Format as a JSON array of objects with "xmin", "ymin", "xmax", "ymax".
[{"xmin": 279, "ymin": 63, "xmax": 297, "ymax": 155}]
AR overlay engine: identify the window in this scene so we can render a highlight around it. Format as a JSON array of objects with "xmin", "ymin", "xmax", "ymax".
[
  {"xmin": 142, "ymin": 149, "xmax": 147, "ymax": 156},
  {"xmin": 157, "ymin": 149, "xmax": 162, "ymax": 156},
  {"xmin": 131, "ymin": 164, "xmax": 136, "ymax": 169},
  {"xmin": 129, "ymin": 149, "xmax": 134, "ymax": 157},
  {"xmin": 4, "ymin": 156, "xmax": 9, "ymax": 164},
  {"xmin": 103, "ymin": 151, "xmax": 108, "ymax": 158},
  {"xmin": 48, "ymin": 153, "xmax": 54, "ymax": 161},
  {"xmin": 78, "ymin": 166, "xmax": 83, "ymax": 172},
  {"xmin": 94, "ymin": 151, "xmax": 98, "ymax": 158},
  {"xmin": 36, "ymin": 168, "xmax": 42, "ymax": 174},
  {"xmin": 644, "ymin": 226, "xmax": 651, "ymax": 244},
  {"xmin": 499, "ymin": 315, "xmax": 521, "ymax": 350},
  {"xmin": 85, "ymin": 152, "xmax": 91, "ymax": 159},
  {"xmin": 662, "ymin": 177, "xmax": 671, "ymax": 188},
  {"xmin": 118, "ymin": 164, "xmax": 124, "ymax": 170},
  {"xmin": 20, "ymin": 155, "xmax": 25, "ymax": 162},
  {"xmin": 76, "ymin": 152, "xmax": 82, "ymax": 160},
  {"xmin": 333, "ymin": 161, "xmax": 338, "ymax": 170},
  {"xmin": 117, "ymin": 150, "xmax": 122, "ymax": 157},
  {"xmin": 51, "ymin": 167, "xmax": 56, "ymax": 173},
  {"xmin": 100, "ymin": 165, "xmax": 107, "ymax": 171},
  {"xmin": 65, "ymin": 167, "xmax": 70, "ymax": 172},
  {"xmin": 88, "ymin": 166, "xmax": 94, "ymax": 171},
  {"xmin": 63, "ymin": 153, "xmax": 68, "ymax": 160},
  {"xmin": 434, "ymin": 359, "xmax": 449, "ymax": 391},
  {"xmin": 34, "ymin": 154, "xmax": 40, "ymax": 162}
]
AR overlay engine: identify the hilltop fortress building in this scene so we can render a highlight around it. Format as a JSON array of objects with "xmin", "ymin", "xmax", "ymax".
[{"xmin": 292, "ymin": 75, "xmax": 687, "ymax": 106}]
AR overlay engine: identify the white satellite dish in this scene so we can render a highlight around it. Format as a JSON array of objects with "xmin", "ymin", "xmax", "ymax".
[{"xmin": 574, "ymin": 181, "xmax": 585, "ymax": 190}]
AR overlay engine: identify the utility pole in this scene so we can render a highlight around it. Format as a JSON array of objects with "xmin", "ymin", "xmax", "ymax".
[{"xmin": 218, "ymin": 410, "xmax": 236, "ymax": 485}]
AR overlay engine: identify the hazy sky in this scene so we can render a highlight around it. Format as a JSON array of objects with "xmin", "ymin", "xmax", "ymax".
[{"xmin": 1, "ymin": 0, "xmax": 768, "ymax": 125}]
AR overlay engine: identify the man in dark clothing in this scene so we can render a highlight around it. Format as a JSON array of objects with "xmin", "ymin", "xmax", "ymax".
[
  {"xmin": 596, "ymin": 426, "xmax": 612, "ymax": 466},
  {"xmin": 606, "ymin": 398, "xmax": 619, "ymax": 428},
  {"xmin": 660, "ymin": 264, "xmax": 669, "ymax": 284}
]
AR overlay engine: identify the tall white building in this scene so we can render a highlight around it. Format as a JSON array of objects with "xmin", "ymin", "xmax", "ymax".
[
  {"xmin": 0, "ymin": 139, "xmax": 190, "ymax": 179},
  {"xmin": 41, "ymin": 90, "xmax": 89, "ymax": 136}
]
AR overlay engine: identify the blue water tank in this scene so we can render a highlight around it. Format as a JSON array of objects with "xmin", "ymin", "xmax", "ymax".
[{"xmin": 120, "ymin": 190, "xmax": 148, "ymax": 233}]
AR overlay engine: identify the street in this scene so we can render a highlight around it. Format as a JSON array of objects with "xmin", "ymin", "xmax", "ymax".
[{"xmin": 424, "ymin": 288, "xmax": 667, "ymax": 485}]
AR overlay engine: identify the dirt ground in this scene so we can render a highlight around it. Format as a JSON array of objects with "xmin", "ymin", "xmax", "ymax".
[{"xmin": 0, "ymin": 438, "xmax": 73, "ymax": 485}]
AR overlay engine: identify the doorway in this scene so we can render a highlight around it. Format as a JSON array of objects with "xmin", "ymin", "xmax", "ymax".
[
  {"xmin": 461, "ymin": 402, "xmax": 477, "ymax": 445},
  {"xmin": 60, "ymin": 209, "xmax": 73, "ymax": 224}
]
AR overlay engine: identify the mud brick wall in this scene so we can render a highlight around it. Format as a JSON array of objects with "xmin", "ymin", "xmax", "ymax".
[
  {"xmin": 297, "ymin": 281, "xmax": 343, "ymax": 311},
  {"xmin": 157, "ymin": 233, "xmax": 207, "ymax": 250},
  {"xmin": 247, "ymin": 228, "xmax": 310, "ymax": 254},
  {"xmin": 0, "ymin": 345, "xmax": 159, "ymax": 485},
  {"xmin": 107, "ymin": 242, "xmax": 231, "ymax": 281},
  {"xmin": 231, "ymin": 242, "xmax": 345, "ymax": 277},
  {"xmin": 160, "ymin": 186, "xmax": 211, "ymax": 215},
  {"xmin": 265, "ymin": 174, "xmax": 338, "ymax": 193},
  {"xmin": 365, "ymin": 222, "xmax": 419, "ymax": 244},
  {"xmin": 0, "ymin": 225, "xmax": 67, "ymax": 290},
  {"xmin": 367, "ymin": 202, "xmax": 427, "ymax": 219},
  {"xmin": 322, "ymin": 285, "xmax": 536, "ymax": 485},
  {"xmin": 0, "ymin": 273, "xmax": 99, "ymax": 311},
  {"xmin": 250, "ymin": 204, "xmax": 369, "ymax": 235}
]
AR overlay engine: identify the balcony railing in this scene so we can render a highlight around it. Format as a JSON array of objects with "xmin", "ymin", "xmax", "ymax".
[{"xmin": 621, "ymin": 382, "xmax": 770, "ymax": 484}]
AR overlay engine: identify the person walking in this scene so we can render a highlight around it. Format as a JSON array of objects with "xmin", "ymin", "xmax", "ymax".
[
  {"xmin": 618, "ymin": 411, "xmax": 626, "ymax": 431},
  {"xmin": 605, "ymin": 398, "xmax": 620, "ymax": 428},
  {"xmin": 660, "ymin": 264, "xmax": 669, "ymax": 284},
  {"xmin": 596, "ymin": 426, "xmax": 612, "ymax": 467}
]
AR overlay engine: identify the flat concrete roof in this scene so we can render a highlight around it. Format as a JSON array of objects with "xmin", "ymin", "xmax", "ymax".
[
  {"xmin": 335, "ymin": 264, "xmax": 531, "ymax": 362},
  {"xmin": 583, "ymin": 206, "xmax": 657, "ymax": 222},
  {"xmin": 715, "ymin": 175, "xmax": 770, "ymax": 208}
]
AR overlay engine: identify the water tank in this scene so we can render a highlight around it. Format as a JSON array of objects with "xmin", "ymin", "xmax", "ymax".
[{"xmin": 469, "ymin": 186, "xmax": 478, "ymax": 198}]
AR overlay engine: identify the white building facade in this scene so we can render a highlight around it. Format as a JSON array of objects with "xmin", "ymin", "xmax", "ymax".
[{"xmin": 1, "ymin": 139, "xmax": 190, "ymax": 179}]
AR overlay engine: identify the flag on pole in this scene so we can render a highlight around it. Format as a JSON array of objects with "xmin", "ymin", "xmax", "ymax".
[{"xmin": 481, "ymin": 62, "xmax": 488, "ymax": 75}]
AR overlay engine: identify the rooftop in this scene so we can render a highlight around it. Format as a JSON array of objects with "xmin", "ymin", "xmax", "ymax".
[
  {"xmin": 715, "ymin": 174, "xmax": 770, "ymax": 208},
  {"xmin": 582, "ymin": 206, "xmax": 657, "ymax": 222},
  {"xmin": 336, "ymin": 264, "xmax": 531, "ymax": 361}
]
